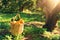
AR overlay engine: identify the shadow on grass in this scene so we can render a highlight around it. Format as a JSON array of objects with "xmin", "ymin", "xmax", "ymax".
[
  {"xmin": 23, "ymin": 25, "xmax": 48, "ymax": 40},
  {"xmin": 0, "ymin": 22, "xmax": 11, "ymax": 40},
  {"xmin": 0, "ymin": 22, "xmax": 10, "ymax": 30},
  {"xmin": 19, "ymin": 12, "xmax": 45, "ymax": 22}
]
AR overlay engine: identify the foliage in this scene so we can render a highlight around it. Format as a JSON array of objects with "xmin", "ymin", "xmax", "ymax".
[{"xmin": 0, "ymin": 0, "xmax": 35, "ymax": 13}]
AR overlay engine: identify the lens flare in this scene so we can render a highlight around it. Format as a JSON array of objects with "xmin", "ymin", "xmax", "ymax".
[{"xmin": 48, "ymin": 0, "xmax": 60, "ymax": 12}]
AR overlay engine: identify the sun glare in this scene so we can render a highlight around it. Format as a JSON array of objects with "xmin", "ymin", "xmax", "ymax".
[
  {"xmin": 49, "ymin": 0, "xmax": 60, "ymax": 11},
  {"xmin": 53, "ymin": 0, "xmax": 59, "ymax": 3},
  {"xmin": 52, "ymin": 0, "xmax": 59, "ymax": 6}
]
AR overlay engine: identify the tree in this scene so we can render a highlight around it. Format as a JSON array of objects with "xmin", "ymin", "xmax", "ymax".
[
  {"xmin": 36, "ymin": 0, "xmax": 60, "ymax": 31},
  {"xmin": 18, "ymin": 0, "xmax": 33, "ymax": 12},
  {"xmin": 0, "ymin": 0, "xmax": 34, "ymax": 13},
  {"xmin": 1, "ymin": 0, "xmax": 19, "ymax": 13}
]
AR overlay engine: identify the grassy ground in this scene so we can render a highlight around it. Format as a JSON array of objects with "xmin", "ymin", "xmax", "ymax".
[
  {"xmin": 0, "ymin": 12, "xmax": 45, "ymax": 30},
  {"xmin": 0, "ymin": 12, "xmax": 45, "ymax": 22},
  {"xmin": 0, "ymin": 12, "xmax": 60, "ymax": 40}
]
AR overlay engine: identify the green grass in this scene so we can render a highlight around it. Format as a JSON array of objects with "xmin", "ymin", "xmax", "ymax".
[
  {"xmin": 0, "ymin": 12, "xmax": 45, "ymax": 40},
  {"xmin": 0, "ymin": 12, "xmax": 45, "ymax": 30},
  {"xmin": 24, "ymin": 25, "xmax": 46, "ymax": 35},
  {"xmin": 0, "ymin": 13, "xmax": 16, "ymax": 22},
  {"xmin": 0, "ymin": 12, "xmax": 45, "ymax": 22},
  {"xmin": 0, "ymin": 12, "xmax": 60, "ymax": 40}
]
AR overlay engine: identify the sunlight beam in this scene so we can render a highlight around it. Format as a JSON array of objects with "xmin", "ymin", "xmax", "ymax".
[{"xmin": 51, "ymin": 0, "xmax": 59, "ymax": 9}]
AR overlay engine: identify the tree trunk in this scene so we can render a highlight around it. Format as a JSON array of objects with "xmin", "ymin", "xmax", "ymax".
[
  {"xmin": 36, "ymin": 0, "xmax": 60, "ymax": 31},
  {"xmin": 43, "ymin": 13, "xmax": 58, "ymax": 31},
  {"xmin": 43, "ymin": 3, "xmax": 60, "ymax": 31}
]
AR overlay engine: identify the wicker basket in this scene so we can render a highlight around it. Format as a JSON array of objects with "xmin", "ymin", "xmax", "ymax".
[{"xmin": 10, "ymin": 19, "xmax": 24, "ymax": 36}]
